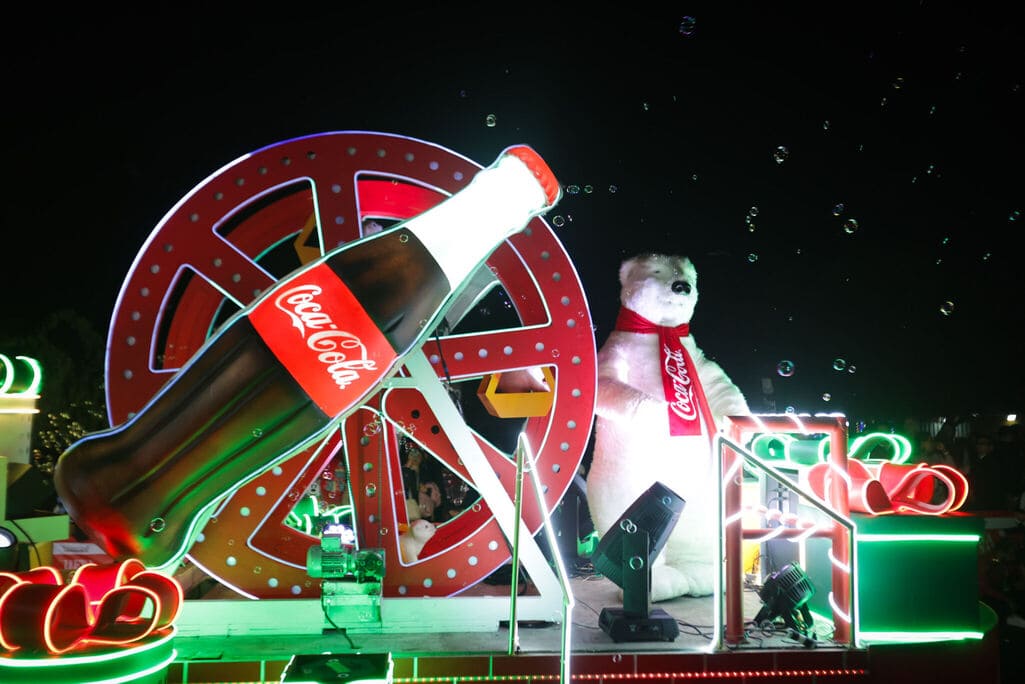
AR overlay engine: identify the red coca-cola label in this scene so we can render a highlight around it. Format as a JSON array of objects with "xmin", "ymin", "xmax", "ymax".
[{"xmin": 249, "ymin": 263, "xmax": 395, "ymax": 417}]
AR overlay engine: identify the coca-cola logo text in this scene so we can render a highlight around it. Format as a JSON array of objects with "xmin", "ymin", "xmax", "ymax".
[
  {"xmin": 274, "ymin": 285, "xmax": 378, "ymax": 389},
  {"xmin": 663, "ymin": 344, "xmax": 697, "ymax": 422}
]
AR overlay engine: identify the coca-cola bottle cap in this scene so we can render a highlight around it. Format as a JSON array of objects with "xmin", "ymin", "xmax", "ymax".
[{"xmin": 503, "ymin": 145, "xmax": 561, "ymax": 206}]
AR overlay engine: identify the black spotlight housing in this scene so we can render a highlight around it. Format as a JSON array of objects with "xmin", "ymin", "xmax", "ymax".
[
  {"xmin": 592, "ymin": 481, "xmax": 686, "ymax": 643},
  {"xmin": 754, "ymin": 562, "xmax": 816, "ymax": 636}
]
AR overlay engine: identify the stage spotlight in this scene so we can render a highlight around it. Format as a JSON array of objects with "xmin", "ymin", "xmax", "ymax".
[
  {"xmin": 753, "ymin": 562, "xmax": 816, "ymax": 637},
  {"xmin": 592, "ymin": 481, "xmax": 686, "ymax": 642},
  {"xmin": 0, "ymin": 527, "xmax": 16, "ymax": 571}
]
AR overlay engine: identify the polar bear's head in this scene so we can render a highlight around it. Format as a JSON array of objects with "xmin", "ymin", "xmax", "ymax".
[{"xmin": 619, "ymin": 253, "xmax": 698, "ymax": 327}]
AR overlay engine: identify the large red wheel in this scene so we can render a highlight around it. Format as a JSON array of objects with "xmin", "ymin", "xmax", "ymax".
[{"xmin": 104, "ymin": 132, "xmax": 596, "ymax": 598}]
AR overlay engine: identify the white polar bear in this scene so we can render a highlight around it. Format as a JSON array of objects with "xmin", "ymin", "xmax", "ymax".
[{"xmin": 586, "ymin": 253, "xmax": 750, "ymax": 602}]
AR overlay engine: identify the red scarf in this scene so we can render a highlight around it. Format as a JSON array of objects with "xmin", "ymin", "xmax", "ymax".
[{"xmin": 614, "ymin": 307, "xmax": 717, "ymax": 442}]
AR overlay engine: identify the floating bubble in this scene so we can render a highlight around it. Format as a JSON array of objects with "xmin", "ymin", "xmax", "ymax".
[
  {"xmin": 892, "ymin": 76, "xmax": 905, "ymax": 90},
  {"xmin": 747, "ymin": 223, "xmax": 756, "ymax": 233},
  {"xmin": 822, "ymin": 393, "xmax": 832, "ymax": 402},
  {"xmin": 642, "ymin": 102, "xmax": 650, "ymax": 111},
  {"xmin": 748, "ymin": 206, "xmax": 760, "ymax": 217},
  {"xmin": 833, "ymin": 358, "xmax": 847, "ymax": 372},
  {"xmin": 843, "ymin": 218, "xmax": 859, "ymax": 234},
  {"xmin": 847, "ymin": 364, "xmax": 857, "ymax": 374},
  {"xmin": 552, "ymin": 215, "xmax": 565, "ymax": 227},
  {"xmin": 941, "ymin": 236, "xmax": 950, "ymax": 245},
  {"xmin": 485, "ymin": 113, "xmax": 496, "ymax": 127},
  {"xmin": 880, "ymin": 97, "xmax": 888, "ymax": 107},
  {"xmin": 940, "ymin": 300, "xmax": 955, "ymax": 316},
  {"xmin": 929, "ymin": 104, "xmax": 937, "ymax": 115},
  {"xmin": 982, "ymin": 252, "xmax": 991, "ymax": 261},
  {"xmin": 583, "ymin": 184, "xmax": 594, "ymax": 194},
  {"xmin": 1010, "ymin": 210, "xmax": 1021, "ymax": 222},
  {"xmin": 691, "ymin": 173, "xmax": 699, "ymax": 181},
  {"xmin": 609, "ymin": 184, "xmax": 618, "ymax": 193},
  {"xmin": 784, "ymin": 406, "xmax": 796, "ymax": 414},
  {"xmin": 773, "ymin": 146, "xmax": 789, "ymax": 164},
  {"xmin": 678, "ymin": 16, "xmax": 697, "ymax": 36},
  {"xmin": 777, "ymin": 360, "xmax": 795, "ymax": 377},
  {"xmin": 747, "ymin": 253, "xmax": 759, "ymax": 263},
  {"xmin": 823, "ymin": 120, "xmax": 831, "ymax": 131},
  {"xmin": 926, "ymin": 164, "xmax": 936, "ymax": 175},
  {"xmin": 833, "ymin": 203, "xmax": 845, "ymax": 216},
  {"xmin": 566, "ymin": 184, "xmax": 580, "ymax": 195}
]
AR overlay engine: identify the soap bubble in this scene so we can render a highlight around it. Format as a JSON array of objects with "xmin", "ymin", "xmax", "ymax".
[
  {"xmin": 566, "ymin": 184, "xmax": 580, "ymax": 195},
  {"xmin": 847, "ymin": 365, "xmax": 857, "ymax": 374},
  {"xmin": 748, "ymin": 206, "xmax": 760, "ymax": 217},
  {"xmin": 843, "ymin": 218, "xmax": 859, "ymax": 234},
  {"xmin": 1010, "ymin": 210, "xmax": 1021, "ymax": 222},
  {"xmin": 485, "ymin": 114, "xmax": 497, "ymax": 127},
  {"xmin": 777, "ymin": 360, "xmax": 795, "ymax": 377},
  {"xmin": 823, "ymin": 120, "xmax": 831, "ymax": 131},
  {"xmin": 833, "ymin": 358, "xmax": 847, "ymax": 372},
  {"xmin": 583, "ymin": 184, "xmax": 594, "ymax": 194},
  {"xmin": 678, "ymin": 16, "xmax": 697, "ymax": 37},
  {"xmin": 609, "ymin": 184, "xmax": 618, "ymax": 194},
  {"xmin": 822, "ymin": 393, "xmax": 832, "ymax": 402},
  {"xmin": 552, "ymin": 215, "xmax": 565, "ymax": 227},
  {"xmin": 892, "ymin": 76, "xmax": 905, "ymax": 90},
  {"xmin": 784, "ymin": 406, "xmax": 796, "ymax": 414},
  {"xmin": 833, "ymin": 203, "xmax": 845, "ymax": 216},
  {"xmin": 940, "ymin": 301, "xmax": 955, "ymax": 316},
  {"xmin": 747, "ymin": 253, "xmax": 759, "ymax": 263},
  {"xmin": 773, "ymin": 146, "xmax": 789, "ymax": 164}
]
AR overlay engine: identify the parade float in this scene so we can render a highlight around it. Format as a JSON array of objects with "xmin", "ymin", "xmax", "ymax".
[{"xmin": 2, "ymin": 132, "xmax": 1001, "ymax": 683}]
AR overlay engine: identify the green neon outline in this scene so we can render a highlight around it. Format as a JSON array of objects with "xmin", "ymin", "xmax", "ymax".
[
  {"xmin": 858, "ymin": 630, "xmax": 983, "ymax": 642},
  {"xmin": 749, "ymin": 431, "xmax": 914, "ymax": 469},
  {"xmin": 0, "ymin": 354, "xmax": 14, "ymax": 395},
  {"xmin": 0, "ymin": 629, "xmax": 174, "ymax": 668},
  {"xmin": 858, "ymin": 534, "xmax": 980, "ymax": 543},
  {"xmin": 0, "ymin": 355, "xmax": 42, "ymax": 397}
]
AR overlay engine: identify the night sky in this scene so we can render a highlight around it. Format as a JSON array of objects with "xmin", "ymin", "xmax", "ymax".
[{"xmin": 3, "ymin": 3, "xmax": 1023, "ymax": 424}]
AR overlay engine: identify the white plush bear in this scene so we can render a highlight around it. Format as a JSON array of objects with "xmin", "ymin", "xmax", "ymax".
[{"xmin": 586, "ymin": 253, "xmax": 750, "ymax": 601}]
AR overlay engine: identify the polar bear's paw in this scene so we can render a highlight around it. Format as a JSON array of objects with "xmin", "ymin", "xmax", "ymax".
[
  {"xmin": 650, "ymin": 562, "xmax": 715, "ymax": 602},
  {"xmin": 650, "ymin": 565, "xmax": 692, "ymax": 603}
]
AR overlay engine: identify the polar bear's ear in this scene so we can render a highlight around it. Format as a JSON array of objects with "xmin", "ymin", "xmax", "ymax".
[
  {"xmin": 681, "ymin": 257, "xmax": 698, "ymax": 287},
  {"xmin": 618, "ymin": 255, "xmax": 641, "ymax": 286},
  {"xmin": 619, "ymin": 252, "xmax": 657, "ymax": 285}
]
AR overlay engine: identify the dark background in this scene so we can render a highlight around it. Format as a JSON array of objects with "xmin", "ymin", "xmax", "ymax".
[{"xmin": 3, "ymin": 2, "xmax": 1023, "ymax": 425}]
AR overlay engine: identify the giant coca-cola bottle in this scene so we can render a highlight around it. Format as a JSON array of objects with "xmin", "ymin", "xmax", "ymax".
[{"xmin": 55, "ymin": 145, "xmax": 561, "ymax": 570}]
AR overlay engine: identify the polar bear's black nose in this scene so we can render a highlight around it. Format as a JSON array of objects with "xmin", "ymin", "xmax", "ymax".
[{"xmin": 672, "ymin": 280, "xmax": 691, "ymax": 295}]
